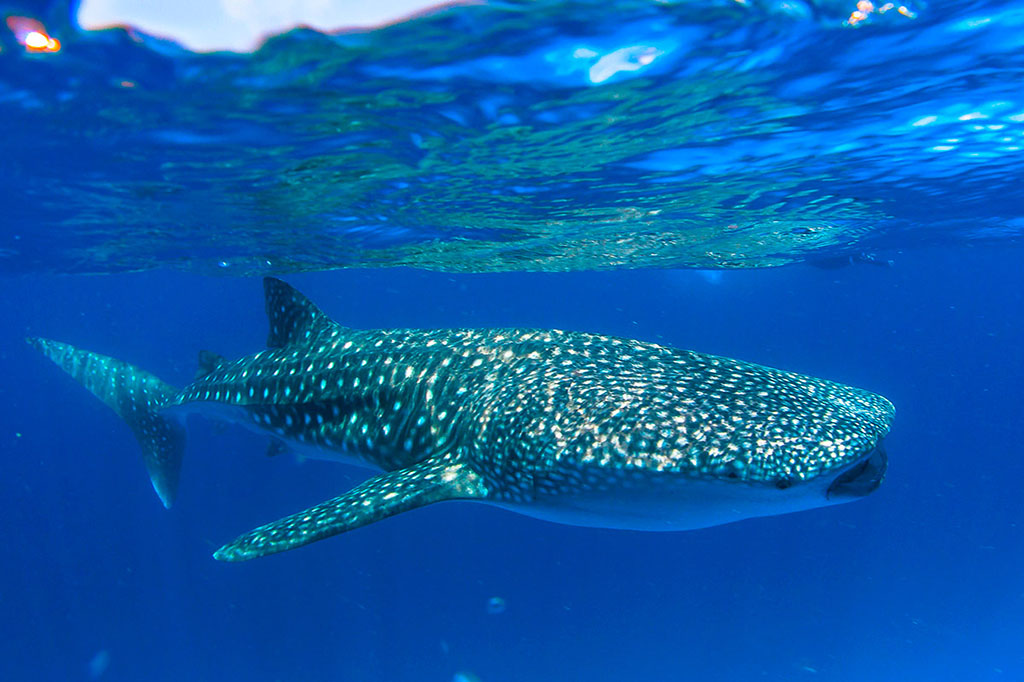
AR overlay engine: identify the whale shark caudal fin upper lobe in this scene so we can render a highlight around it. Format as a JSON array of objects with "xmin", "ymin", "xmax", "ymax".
[
  {"xmin": 26, "ymin": 337, "xmax": 185, "ymax": 508},
  {"xmin": 213, "ymin": 457, "xmax": 488, "ymax": 561}
]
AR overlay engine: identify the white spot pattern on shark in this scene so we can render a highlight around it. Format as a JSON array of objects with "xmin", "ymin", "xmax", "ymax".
[{"xmin": 28, "ymin": 278, "xmax": 893, "ymax": 561}]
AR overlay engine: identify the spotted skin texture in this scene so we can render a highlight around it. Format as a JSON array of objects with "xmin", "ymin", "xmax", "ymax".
[
  {"xmin": 30, "ymin": 278, "xmax": 894, "ymax": 562},
  {"xmin": 215, "ymin": 456, "xmax": 484, "ymax": 561},
  {"xmin": 27, "ymin": 337, "xmax": 185, "ymax": 508}
]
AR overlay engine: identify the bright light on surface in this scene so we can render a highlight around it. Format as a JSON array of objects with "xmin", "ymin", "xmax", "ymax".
[
  {"xmin": 79, "ymin": 0, "xmax": 462, "ymax": 52},
  {"xmin": 6, "ymin": 16, "xmax": 61, "ymax": 52},
  {"xmin": 24, "ymin": 31, "xmax": 49, "ymax": 48},
  {"xmin": 588, "ymin": 45, "xmax": 663, "ymax": 84}
]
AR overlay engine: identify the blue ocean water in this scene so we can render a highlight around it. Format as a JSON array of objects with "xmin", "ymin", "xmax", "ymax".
[{"xmin": 1, "ymin": 0, "xmax": 1023, "ymax": 680}]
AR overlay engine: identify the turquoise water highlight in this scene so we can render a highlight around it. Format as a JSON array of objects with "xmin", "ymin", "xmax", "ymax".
[{"xmin": 2, "ymin": 0, "xmax": 1022, "ymax": 274}]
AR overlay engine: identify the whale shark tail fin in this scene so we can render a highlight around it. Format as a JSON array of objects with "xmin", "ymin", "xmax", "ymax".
[{"xmin": 27, "ymin": 337, "xmax": 185, "ymax": 508}]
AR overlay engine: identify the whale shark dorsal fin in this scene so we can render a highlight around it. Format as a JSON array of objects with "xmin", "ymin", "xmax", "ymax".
[
  {"xmin": 195, "ymin": 350, "xmax": 226, "ymax": 379},
  {"xmin": 263, "ymin": 277, "xmax": 338, "ymax": 348},
  {"xmin": 214, "ymin": 457, "xmax": 488, "ymax": 561}
]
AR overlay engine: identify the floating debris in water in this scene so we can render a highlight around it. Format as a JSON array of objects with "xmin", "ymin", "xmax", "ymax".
[
  {"xmin": 87, "ymin": 650, "xmax": 110, "ymax": 679},
  {"xmin": 486, "ymin": 596, "xmax": 507, "ymax": 615}
]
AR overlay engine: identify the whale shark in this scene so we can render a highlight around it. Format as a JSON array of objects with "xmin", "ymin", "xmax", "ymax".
[{"xmin": 28, "ymin": 278, "xmax": 893, "ymax": 561}]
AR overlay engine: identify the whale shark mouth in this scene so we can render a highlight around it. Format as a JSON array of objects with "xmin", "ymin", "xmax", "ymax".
[{"xmin": 826, "ymin": 443, "xmax": 887, "ymax": 500}]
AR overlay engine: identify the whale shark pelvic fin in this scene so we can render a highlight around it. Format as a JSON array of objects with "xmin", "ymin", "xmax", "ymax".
[{"xmin": 213, "ymin": 456, "xmax": 488, "ymax": 561}]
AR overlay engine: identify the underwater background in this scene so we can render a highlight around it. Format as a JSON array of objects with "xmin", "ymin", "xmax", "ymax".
[{"xmin": 1, "ymin": 0, "xmax": 1022, "ymax": 680}]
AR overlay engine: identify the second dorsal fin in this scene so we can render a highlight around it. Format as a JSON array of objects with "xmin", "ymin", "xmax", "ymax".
[
  {"xmin": 195, "ymin": 350, "xmax": 226, "ymax": 379},
  {"xmin": 263, "ymin": 277, "xmax": 338, "ymax": 348}
]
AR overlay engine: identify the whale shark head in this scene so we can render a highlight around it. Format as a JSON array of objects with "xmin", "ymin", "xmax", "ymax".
[
  {"xmin": 677, "ymin": 383, "xmax": 893, "ymax": 526},
  {"xmin": 500, "ymin": 350, "xmax": 895, "ymax": 532},
  {"xmin": 692, "ymin": 373, "xmax": 894, "ymax": 522}
]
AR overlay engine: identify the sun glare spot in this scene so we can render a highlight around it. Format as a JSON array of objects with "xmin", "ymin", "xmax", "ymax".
[
  {"xmin": 6, "ymin": 17, "xmax": 61, "ymax": 53},
  {"xmin": 24, "ymin": 31, "xmax": 48, "ymax": 48},
  {"xmin": 588, "ymin": 45, "xmax": 663, "ymax": 84}
]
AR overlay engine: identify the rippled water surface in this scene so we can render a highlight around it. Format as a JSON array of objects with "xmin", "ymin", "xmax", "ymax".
[
  {"xmin": 2, "ymin": 0, "xmax": 1022, "ymax": 274},
  {"xmin": 4, "ymin": 4, "xmax": 1024, "ymax": 681}
]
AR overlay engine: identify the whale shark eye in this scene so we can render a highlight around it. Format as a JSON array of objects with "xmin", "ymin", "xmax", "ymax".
[{"xmin": 775, "ymin": 476, "xmax": 794, "ymax": 490}]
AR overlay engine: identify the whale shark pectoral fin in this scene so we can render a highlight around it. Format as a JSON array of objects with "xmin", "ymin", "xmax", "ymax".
[{"xmin": 213, "ymin": 457, "xmax": 487, "ymax": 562}]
